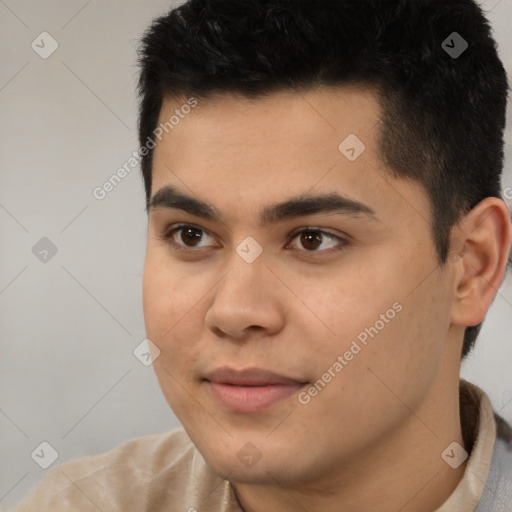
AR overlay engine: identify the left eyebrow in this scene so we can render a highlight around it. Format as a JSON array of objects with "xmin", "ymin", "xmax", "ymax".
[
  {"xmin": 149, "ymin": 185, "xmax": 378, "ymax": 225},
  {"xmin": 260, "ymin": 192, "xmax": 378, "ymax": 225}
]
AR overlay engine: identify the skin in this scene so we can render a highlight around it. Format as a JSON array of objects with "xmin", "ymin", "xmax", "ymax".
[{"xmin": 142, "ymin": 86, "xmax": 511, "ymax": 512}]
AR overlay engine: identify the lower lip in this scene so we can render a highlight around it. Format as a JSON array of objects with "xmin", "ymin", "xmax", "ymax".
[{"xmin": 207, "ymin": 381, "xmax": 305, "ymax": 413}]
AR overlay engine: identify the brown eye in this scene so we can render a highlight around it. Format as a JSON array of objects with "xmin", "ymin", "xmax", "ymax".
[
  {"xmin": 299, "ymin": 231, "xmax": 323, "ymax": 251},
  {"xmin": 180, "ymin": 227, "xmax": 204, "ymax": 246},
  {"xmin": 288, "ymin": 228, "xmax": 347, "ymax": 253},
  {"xmin": 162, "ymin": 224, "xmax": 218, "ymax": 250}
]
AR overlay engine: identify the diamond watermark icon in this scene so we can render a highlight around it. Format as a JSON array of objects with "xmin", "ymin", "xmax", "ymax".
[
  {"xmin": 441, "ymin": 441, "xmax": 468, "ymax": 469},
  {"xmin": 32, "ymin": 237, "xmax": 58, "ymax": 263},
  {"xmin": 31, "ymin": 32, "xmax": 59, "ymax": 59},
  {"xmin": 133, "ymin": 338, "xmax": 161, "ymax": 366},
  {"xmin": 339, "ymin": 134, "xmax": 366, "ymax": 161},
  {"xmin": 237, "ymin": 442, "xmax": 262, "ymax": 468},
  {"xmin": 236, "ymin": 236, "xmax": 263, "ymax": 264},
  {"xmin": 441, "ymin": 32, "xmax": 468, "ymax": 59},
  {"xmin": 31, "ymin": 441, "xmax": 59, "ymax": 469}
]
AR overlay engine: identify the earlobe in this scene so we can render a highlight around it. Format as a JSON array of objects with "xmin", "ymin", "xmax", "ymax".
[{"xmin": 450, "ymin": 197, "xmax": 512, "ymax": 327}]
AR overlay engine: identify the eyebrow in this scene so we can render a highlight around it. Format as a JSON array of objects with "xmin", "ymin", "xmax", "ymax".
[{"xmin": 149, "ymin": 185, "xmax": 377, "ymax": 225}]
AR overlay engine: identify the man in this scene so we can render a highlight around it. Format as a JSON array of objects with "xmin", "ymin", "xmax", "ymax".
[{"xmin": 14, "ymin": 0, "xmax": 512, "ymax": 510}]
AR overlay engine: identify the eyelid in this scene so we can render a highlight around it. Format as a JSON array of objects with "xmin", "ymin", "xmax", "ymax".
[{"xmin": 287, "ymin": 225, "xmax": 346, "ymax": 240}]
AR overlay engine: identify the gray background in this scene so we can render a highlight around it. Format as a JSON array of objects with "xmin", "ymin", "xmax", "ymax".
[{"xmin": 0, "ymin": 0, "xmax": 511, "ymax": 509}]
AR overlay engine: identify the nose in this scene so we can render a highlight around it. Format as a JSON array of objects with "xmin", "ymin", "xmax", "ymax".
[{"xmin": 204, "ymin": 256, "xmax": 286, "ymax": 341}]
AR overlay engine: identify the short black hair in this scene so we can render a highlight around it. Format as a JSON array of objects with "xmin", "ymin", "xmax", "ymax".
[{"xmin": 137, "ymin": 0, "xmax": 509, "ymax": 357}]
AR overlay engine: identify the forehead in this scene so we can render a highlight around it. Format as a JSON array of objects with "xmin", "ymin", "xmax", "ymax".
[
  {"xmin": 151, "ymin": 86, "xmax": 429, "ymax": 228},
  {"xmin": 156, "ymin": 85, "xmax": 381, "ymax": 153}
]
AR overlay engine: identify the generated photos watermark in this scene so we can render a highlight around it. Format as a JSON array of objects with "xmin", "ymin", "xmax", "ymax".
[
  {"xmin": 298, "ymin": 301, "xmax": 403, "ymax": 405},
  {"xmin": 92, "ymin": 97, "xmax": 198, "ymax": 200}
]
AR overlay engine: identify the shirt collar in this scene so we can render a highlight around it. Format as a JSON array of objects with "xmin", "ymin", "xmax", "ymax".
[{"xmin": 435, "ymin": 380, "xmax": 497, "ymax": 511}]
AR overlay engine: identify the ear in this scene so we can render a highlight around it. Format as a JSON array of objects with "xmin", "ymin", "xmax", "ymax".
[{"xmin": 449, "ymin": 197, "xmax": 512, "ymax": 327}]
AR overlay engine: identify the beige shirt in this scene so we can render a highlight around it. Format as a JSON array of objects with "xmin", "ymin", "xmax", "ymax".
[{"xmin": 13, "ymin": 381, "xmax": 497, "ymax": 512}]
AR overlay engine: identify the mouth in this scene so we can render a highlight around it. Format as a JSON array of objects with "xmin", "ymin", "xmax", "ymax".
[{"xmin": 203, "ymin": 367, "xmax": 309, "ymax": 413}]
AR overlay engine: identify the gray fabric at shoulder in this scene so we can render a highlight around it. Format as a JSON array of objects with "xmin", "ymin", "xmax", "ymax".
[{"xmin": 475, "ymin": 437, "xmax": 512, "ymax": 511}]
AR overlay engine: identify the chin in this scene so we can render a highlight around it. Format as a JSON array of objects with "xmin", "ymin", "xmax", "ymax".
[
  {"xmin": 197, "ymin": 439, "xmax": 311, "ymax": 486},
  {"xmin": 207, "ymin": 455, "xmax": 291, "ymax": 486}
]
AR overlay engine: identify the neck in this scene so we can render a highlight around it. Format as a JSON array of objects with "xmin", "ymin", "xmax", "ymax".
[{"xmin": 233, "ymin": 373, "xmax": 467, "ymax": 512}]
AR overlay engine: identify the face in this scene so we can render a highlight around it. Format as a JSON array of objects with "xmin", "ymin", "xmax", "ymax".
[{"xmin": 142, "ymin": 86, "xmax": 456, "ymax": 486}]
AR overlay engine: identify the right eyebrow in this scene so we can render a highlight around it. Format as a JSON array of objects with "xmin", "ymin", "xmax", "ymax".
[{"xmin": 149, "ymin": 186, "xmax": 223, "ymax": 222}]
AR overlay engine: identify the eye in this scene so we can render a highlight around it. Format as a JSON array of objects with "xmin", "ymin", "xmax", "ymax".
[
  {"xmin": 286, "ymin": 228, "xmax": 347, "ymax": 253},
  {"xmin": 161, "ymin": 224, "xmax": 218, "ymax": 250},
  {"xmin": 159, "ymin": 224, "xmax": 348, "ymax": 255}
]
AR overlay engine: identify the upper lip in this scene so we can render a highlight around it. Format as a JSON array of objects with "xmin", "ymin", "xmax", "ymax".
[{"xmin": 203, "ymin": 367, "xmax": 307, "ymax": 386}]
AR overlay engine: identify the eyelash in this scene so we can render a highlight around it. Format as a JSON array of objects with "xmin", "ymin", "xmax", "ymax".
[{"xmin": 159, "ymin": 223, "xmax": 349, "ymax": 255}]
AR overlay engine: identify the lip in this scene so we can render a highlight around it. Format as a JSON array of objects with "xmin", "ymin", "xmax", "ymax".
[{"xmin": 203, "ymin": 367, "xmax": 308, "ymax": 413}]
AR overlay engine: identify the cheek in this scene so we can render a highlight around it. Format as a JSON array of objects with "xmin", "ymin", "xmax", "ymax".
[
  {"xmin": 142, "ymin": 256, "xmax": 206, "ymax": 407},
  {"xmin": 291, "ymin": 253, "xmax": 446, "ymax": 387},
  {"xmin": 142, "ymin": 259, "xmax": 211, "ymax": 394},
  {"xmin": 143, "ymin": 250, "xmax": 204, "ymax": 339},
  {"xmin": 286, "ymin": 261, "xmax": 399, "ymax": 352},
  {"xmin": 347, "ymin": 272, "xmax": 452, "ymax": 411}
]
